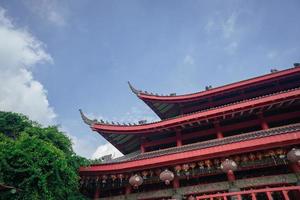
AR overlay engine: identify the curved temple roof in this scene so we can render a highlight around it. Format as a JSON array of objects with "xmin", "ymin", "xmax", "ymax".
[
  {"xmin": 81, "ymin": 88, "xmax": 300, "ymax": 134},
  {"xmin": 129, "ymin": 66, "xmax": 300, "ymax": 119}
]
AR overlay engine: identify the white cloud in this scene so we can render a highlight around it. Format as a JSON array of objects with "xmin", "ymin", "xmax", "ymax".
[
  {"xmin": 222, "ymin": 12, "xmax": 238, "ymax": 39},
  {"xmin": 225, "ymin": 41, "xmax": 238, "ymax": 55},
  {"xmin": 183, "ymin": 55, "xmax": 195, "ymax": 65},
  {"xmin": 267, "ymin": 50, "xmax": 278, "ymax": 59},
  {"xmin": 92, "ymin": 143, "xmax": 123, "ymax": 159},
  {"xmin": 22, "ymin": 0, "xmax": 66, "ymax": 26},
  {"xmin": 0, "ymin": 7, "xmax": 55, "ymax": 125}
]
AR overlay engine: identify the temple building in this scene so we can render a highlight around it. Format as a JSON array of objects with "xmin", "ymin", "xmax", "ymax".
[{"xmin": 79, "ymin": 63, "xmax": 300, "ymax": 200}]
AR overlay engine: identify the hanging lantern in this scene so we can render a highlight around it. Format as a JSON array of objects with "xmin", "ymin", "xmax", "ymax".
[
  {"xmin": 241, "ymin": 155, "xmax": 249, "ymax": 162},
  {"xmin": 188, "ymin": 195, "xmax": 196, "ymax": 200},
  {"xmin": 276, "ymin": 148, "xmax": 286, "ymax": 159},
  {"xmin": 268, "ymin": 150, "xmax": 276, "ymax": 157},
  {"xmin": 111, "ymin": 175, "xmax": 117, "ymax": 181},
  {"xmin": 233, "ymin": 155, "xmax": 241, "ymax": 164},
  {"xmin": 190, "ymin": 163, "xmax": 196, "ymax": 169},
  {"xmin": 198, "ymin": 161, "xmax": 204, "ymax": 169},
  {"xmin": 182, "ymin": 164, "xmax": 190, "ymax": 176},
  {"xmin": 220, "ymin": 159, "xmax": 238, "ymax": 173},
  {"xmin": 129, "ymin": 174, "xmax": 143, "ymax": 188},
  {"xmin": 287, "ymin": 148, "xmax": 300, "ymax": 163},
  {"xmin": 142, "ymin": 170, "xmax": 148, "ymax": 179},
  {"xmin": 102, "ymin": 175, "xmax": 108, "ymax": 184},
  {"xmin": 117, "ymin": 174, "xmax": 124, "ymax": 183},
  {"xmin": 249, "ymin": 153, "xmax": 256, "ymax": 161},
  {"xmin": 174, "ymin": 165, "xmax": 182, "ymax": 176},
  {"xmin": 205, "ymin": 160, "xmax": 212, "ymax": 169},
  {"xmin": 159, "ymin": 169, "xmax": 175, "ymax": 185},
  {"xmin": 155, "ymin": 168, "xmax": 162, "ymax": 176},
  {"xmin": 80, "ymin": 176, "xmax": 85, "ymax": 186},
  {"xmin": 213, "ymin": 159, "xmax": 220, "ymax": 167},
  {"xmin": 256, "ymin": 152, "xmax": 263, "ymax": 160}
]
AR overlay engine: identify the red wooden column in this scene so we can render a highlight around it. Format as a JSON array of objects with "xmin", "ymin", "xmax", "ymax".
[
  {"xmin": 125, "ymin": 185, "xmax": 132, "ymax": 195},
  {"xmin": 282, "ymin": 190, "xmax": 290, "ymax": 200},
  {"xmin": 173, "ymin": 177, "xmax": 180, "ymax": 189},
  {"xmin": 94, "ymin": 187, "xmax": 100, "ymax": 199},
  {"xmin": 266, "ymin": 191, "xmax": 273, "ymax": 200},
  {"xmin": 176, "ymin": 129, "xmax": 182, "ymax": 147},
  {"xmin": 251, "ymin": 192, "xmax": 257, "ymax": 200},
  {"xmin": 140, "ymin": 136, "xmax": 146, "ymax": 153},
  {"xmin": 227, "ymin": 170, "xmax": 236, "ymax": 182},
  {"xmin": 213, "ymin": 121, "xmax": 223, "ymax": 139},
  {"xmin": 258, "ymin": 112, "xmax": 269, "ymax": 130}
]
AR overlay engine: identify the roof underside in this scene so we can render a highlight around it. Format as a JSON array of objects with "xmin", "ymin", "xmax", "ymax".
[
  {"xmin": 82, "ymin": 87, "xmax": 300, "ymax": 154},
  {"xmin": 132, "ymin": 67, "xmax": 300, "ymax": 119}
]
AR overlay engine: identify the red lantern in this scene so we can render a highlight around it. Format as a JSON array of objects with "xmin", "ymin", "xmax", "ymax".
[
  {"xmin": 159, "ymin": 169, "xmax": 175, "ymax": 185},
  {"xmin": 234, "ymin": 155, "xmax": 241, "ymax": 164},
  {"xmin": 129, "ymin": 174, "xmax": 143, "ymax": 188},
  {"xmin": 198, "ymin": 161, "xmax": 204, "ymax": 169},
  {"xmin": 220, "ymin": 159, "xmax": 238, "ymax": 173},
  {"xmin": 287, "ymin": 148, "xmax": 300, "ymax": 163},
  {"xmin": 256, "ymin": 152, "xmax": 263, "ymax": 160},
  {"xmin": 188, "ymin": 195, "xmax": 196, "ymax": 200},
  {"xmin": 174, "ymin": 165, "xmax": 181, "ymax": 176},
  {"xmin": 241, "ymin": 155, "xmax": 249, "ymax": 162},
  {"xmin": 182, "ymin": 164, "xmax": 189, "ymax": 171},
  {"xmin": 205, "ymin": 160, "xmax": 212, "ymax": 169},
  {"xmin": 190, "ymin": 163, "xmax": 196, "ymax": 169},
  {"xmin": 249, "ymin": 153, "xmax": 256, "ymax": 161}
]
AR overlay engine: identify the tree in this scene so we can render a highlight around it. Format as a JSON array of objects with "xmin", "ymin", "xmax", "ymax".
[{"xmin": 0, "ymin": 111, "xmax": 89, "ymax": 200}]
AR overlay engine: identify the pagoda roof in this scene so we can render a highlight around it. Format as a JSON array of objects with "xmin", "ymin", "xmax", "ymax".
[
  {"xmin": 80, "ymin": 87, "xmax": 300, "ymax": 154},
  {"xmin": 129, "ymin": 66, "xmax": 300, "ymax": 119},
  {"xmin": 79, "ymin": 123, "xmax": 300, "ymax": 174}
]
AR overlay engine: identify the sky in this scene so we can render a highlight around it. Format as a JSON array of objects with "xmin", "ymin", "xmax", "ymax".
[{"xmin": 0, "ymin": 0, "xmax": 299, "ymax": 159}]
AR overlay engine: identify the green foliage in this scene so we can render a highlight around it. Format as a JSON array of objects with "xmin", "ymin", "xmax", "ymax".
[{"xmin": 0, "ymin": 111, "xmax": 89, "ymax": 200}]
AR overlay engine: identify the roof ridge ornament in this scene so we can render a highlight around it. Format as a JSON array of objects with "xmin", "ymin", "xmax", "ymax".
[
  {"xmin": 128, "ymin": 81, "xmax": 141, "ymax": 95},
  {"xmin": 79, "ymin": 109, "xmax": 98, "ymax": 126}
]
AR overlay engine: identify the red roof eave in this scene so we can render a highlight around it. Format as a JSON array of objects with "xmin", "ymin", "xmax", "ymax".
[
  {"xmin": 92, "ymin": 88, "xmax": 300, "ymax": 134},
  {"xmin": 79, "ymin": 131, "xmax": 300, "ymax": 173},
  {"xmin": 137, "ymin": 67, "xmax": 300, "ymax": 103}
]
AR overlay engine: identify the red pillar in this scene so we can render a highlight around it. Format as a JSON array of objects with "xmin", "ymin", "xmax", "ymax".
[
  {"xmin": 125, "ymin": 185, "xmax": 132, "ymax": 195},
  {"xmin": 266, "ymin": 191, "xmax": 273, "ymax": 200},
  {"xmin": 258, "ymin": 112, "xmax": 269, "ymax": 130},
  {"xmin": 140, "ymin": 136, "xmax": 146, "ymax": 153},
  {"xmin": 214, "ymin": 121, "xmax": 223, "ymax": 139},
  {"xmin": 173, "ymin": 177, "xmax": 180, "ymax": 189},
  {"xmin": 94, "ymin": 187, "xmax": 100, "ymax": 199},
  {"xmin": 227, "ymin": 170, "xmax": 235, "ymax": 182},
  {"xmin": 251, "ymin": 192, "xmax": 257, "ymax": 200},
  {"xmin": 290, "ymin": 163, "xmax": 300, "ymax": 173},
  {"xmin": 176, "ymin": 130, "xmax": 182, "ymax": 147},
  {"xmin": 282, "ymin": 190, "xmax": 290, "ymax": 200}
]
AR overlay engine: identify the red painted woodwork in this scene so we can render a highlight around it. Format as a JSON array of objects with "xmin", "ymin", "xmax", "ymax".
[
  {"xmin": 290, "ymin": 163, "xmax": 300, "ymax": 173},
  {"xmin": 173, "ymin": 177, "xmax": 180, "ymax": 189},
  {"xmin": 176, "ymin": 130, "xmax": 182, "ymax": 147},
  {"xmin": 138, "ymin": 67, "xmax": 300, "ymax": 102},
  {"xmin": 92, "ymin": 88, "xmax": 300, "ymax": 134},
  {"xmin": 80, "ymin": 131, "xmax": 300, "ymax": 173},
  {"xmin": 196, "ymin": 186, "xmax": 300, "ymax": 200},
  {"xmin": 94, "ymin": 187, "xmax": 100, "ymax": 199},
  {"xmin": 129, "ymin": 110, "xmax": 300, "ymax": 149},
  {"xmin": 227, "ymin": 170, "xmax": 235, "ymax": 182},
  {"xmin": 181, "ymin": 80, "xmax": 300, "ymax": 114}
]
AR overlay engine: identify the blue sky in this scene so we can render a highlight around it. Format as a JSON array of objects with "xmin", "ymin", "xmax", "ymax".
[{"xmin": 0, "ymin": 0, "xmax": 299, "ymax": 158}]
